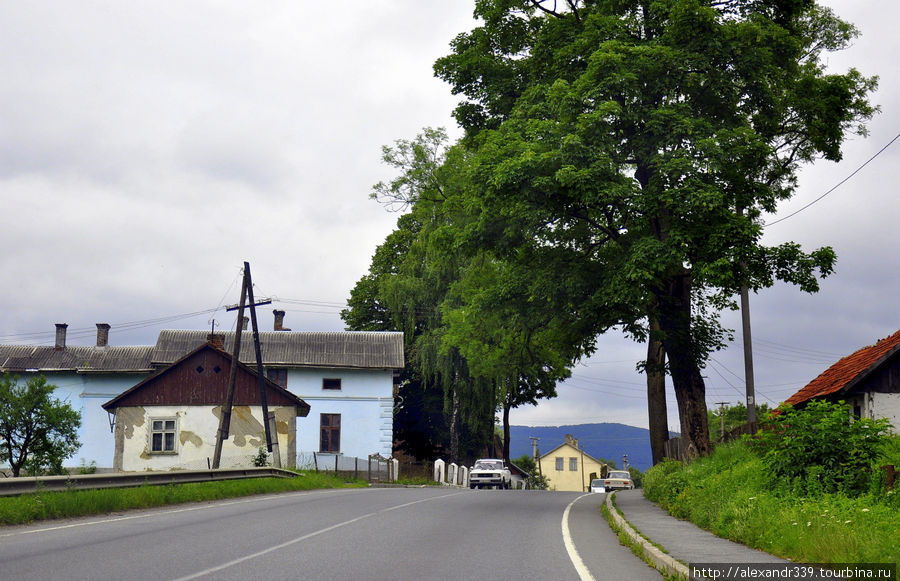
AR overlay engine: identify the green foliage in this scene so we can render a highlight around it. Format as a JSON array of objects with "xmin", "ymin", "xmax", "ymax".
[
  {"xmin": 627, "ymin": 465, "xmax": 644, "ymax": 489},
  {"xmin": 0, "ymin": 472, "xmax": 362, "ymax": 526},
  {"xmin": 348, "ymin": 0, "xmax": 878, "ymax": 462},
  {"xmin": 252, "ymin": 447, "xmax": 270, "ymax": 467},
  {"xmin": 708, "ymin": 402, "xmax": 771, "ymax": 441},
  {"xmin": 642, "ymin": 440, "xmax": 899, "ymax": 563},
  {"xmin": 512, "ymin": 453, "xmax": 549, "ymax": 490},
  {"xmin": 748, "ymin": 400, "xmax": 892, "ymax": 496},
  {"xmin": 0, "ymin": 374, "xmax": 81, "ymax": 477},
  {"xmin": 77, "ymin": 459, "xmax": 98, "ymax": 475},
  {"xmin": 430, "ymin": 0, "xmax": 876, "ymax": 456}
]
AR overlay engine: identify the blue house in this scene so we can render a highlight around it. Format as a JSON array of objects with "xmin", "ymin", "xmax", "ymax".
[{"xmin": 0, "ymin": 316, "xmax": 404, "ymax": 470}]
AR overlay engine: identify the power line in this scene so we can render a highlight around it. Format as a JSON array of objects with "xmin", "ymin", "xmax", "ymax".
[{"xmin": 766, "ymin": 133, "xmax": 900, "ymax": 227}]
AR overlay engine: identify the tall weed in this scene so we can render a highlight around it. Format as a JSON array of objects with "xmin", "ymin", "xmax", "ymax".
[{"xmin": 642, "ymin": 439, "xmax": 899, "ymax": 563}]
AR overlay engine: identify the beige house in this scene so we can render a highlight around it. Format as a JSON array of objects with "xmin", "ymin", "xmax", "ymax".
[
  {"xmin": 539, "ymin": 434, "xmax": 607, "ymax": 492},
  {"xmin": 102, "ymin": 341, "xmax": 310, "ymax": 471}
]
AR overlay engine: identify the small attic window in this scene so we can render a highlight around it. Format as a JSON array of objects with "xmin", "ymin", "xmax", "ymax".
[
  {"xmin": 323, "ymin": 378, "xmax": 342, "ymax": 390},
  {"xmin": 196, "ymin": 366, "xmax": 204, "ymax": 374},
  {"xmin": 214, "ymin": 365, "xmax": 222, "ymax": 374}
]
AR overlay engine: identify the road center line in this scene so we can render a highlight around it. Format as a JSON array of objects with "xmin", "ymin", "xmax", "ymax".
[
  {"xmin": 172, "ymin": 490, "xmax": 466, "ymax": 581},
  {"xmin": 562, "ymin": 494, "xmax": 597, "ymax": 581}
]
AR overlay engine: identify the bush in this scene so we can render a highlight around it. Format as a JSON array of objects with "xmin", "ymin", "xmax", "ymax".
[
  {"xmin": 252, "ymin": 447, "xmax": 270, "ymax": 467},
  {"xmin": 747, "ymin": 400, "xmax": 892, "ymax": 497}
]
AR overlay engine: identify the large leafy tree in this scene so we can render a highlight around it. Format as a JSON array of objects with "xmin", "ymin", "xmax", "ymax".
[
  {"xmin": 434, "ymin": 0, "xmax": 876, "ymax": 456},
  {"xmin": 0, "ymin": 374, "xmax": 81, "ymax": 477},
  {"xmin": 345, "ymin": 129, "xmax": 586, "ymax": 462},
  {"xmin": 345, "ymin": 130, "xmax": 495, "ymax": 462}
]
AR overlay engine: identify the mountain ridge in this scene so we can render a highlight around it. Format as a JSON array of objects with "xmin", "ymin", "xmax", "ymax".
[{"xmin": 509, "ymin": 422, "xmax": 672, "ymax": 471}]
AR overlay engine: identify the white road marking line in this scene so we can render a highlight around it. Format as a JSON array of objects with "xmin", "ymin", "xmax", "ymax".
[
  {"xmin": 562, "ymin": 494, "xmax": 597, "ymax": 581},
  {"xmin": 172, "ymin": 490, "xmax": 466, "ymax": 581}
]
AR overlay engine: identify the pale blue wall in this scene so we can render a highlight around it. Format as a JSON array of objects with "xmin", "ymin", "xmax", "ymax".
[
  {"xmin": 10, "ymin": 372, "xmax": 144, "ymax": 469},
  {"xmin": 286, "ymin": 368, "xmax": 394, "ymax": 461},
  {"xmin": 6, "ymin": 366, "xmax": 394, "ymax": 471}
]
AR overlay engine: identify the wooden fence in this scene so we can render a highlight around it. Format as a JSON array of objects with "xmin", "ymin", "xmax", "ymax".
[{"xmin": 663, "ymin": 421, "xmax": 757, "ymax": 463}]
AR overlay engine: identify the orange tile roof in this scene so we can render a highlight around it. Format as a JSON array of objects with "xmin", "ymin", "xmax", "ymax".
[{"xmin": 784, "ymin": 329, "xmax": 900, "ymax": 407}]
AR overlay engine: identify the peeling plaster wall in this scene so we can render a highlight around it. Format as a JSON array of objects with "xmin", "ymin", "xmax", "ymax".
[
  {"xmin": 113, "ymin": 405, "xmax": 298, "ymax": 471},
  {"xmin": 870, "ymin": 393, "xmax": 900, "ymax": 433},
  {"xmin": 286, "ymin": 367, "xmax": 393, "ymax": 458}
]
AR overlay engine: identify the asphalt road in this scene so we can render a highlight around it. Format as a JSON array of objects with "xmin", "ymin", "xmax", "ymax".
[{"xmin": 0, "ymin": 487, "xmax": 662, "ymax": 581}]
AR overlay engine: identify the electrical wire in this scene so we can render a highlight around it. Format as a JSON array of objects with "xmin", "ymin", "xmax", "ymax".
[{"xmin": 765, "ymin": 133, "xmax": 900, "ymax": 227}]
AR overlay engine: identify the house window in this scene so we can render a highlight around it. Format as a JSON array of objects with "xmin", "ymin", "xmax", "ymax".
[
  {"xmin": 322, "ymin": 378, "xmax": 342, "ymax": 390},
  {"xmin": 320, "ymin": 414, "xmax": 341, "ymax": 453},
  {"xmin": 569, "ymin": 457, "xmax": 579, "ymax": 471},
  {"xmin": 267, "ymin": 368, "xmax": 288, "ymax": 388},
  {"xmin": 555, "ymin": 457, "xmax": 564, "ymax": 471},
  {"xmin": 150, "ymin": 418, "xmax": 177, "ymax": 454}
]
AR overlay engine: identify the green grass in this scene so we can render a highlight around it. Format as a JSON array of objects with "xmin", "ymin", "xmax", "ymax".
[
  {"xmin": 0, "ymin": 471, "xmax": 366, "ymax": 526},
  {"xmin": 642, "ymin": 439, "xmax": 900, "ymax": 563}
]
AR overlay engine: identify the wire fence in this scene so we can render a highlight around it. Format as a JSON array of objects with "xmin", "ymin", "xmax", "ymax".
[{"xmin": 297, "ymin": 452, "xmax": 397, "ymax": 483}]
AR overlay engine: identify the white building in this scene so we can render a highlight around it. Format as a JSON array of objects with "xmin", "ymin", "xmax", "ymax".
[{"xmin": 0, "ymin": 316, "xmax": 404, "ymax": 470}]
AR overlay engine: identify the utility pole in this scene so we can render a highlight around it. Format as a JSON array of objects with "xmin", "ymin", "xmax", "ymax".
[
  {"xmin": 716, "ymin": 401, "xmax": 730, "ymax": 441},
  {"xmin": 580, "ymin": 443, "xmax": 586, "ymax": 492},
  {"xmin": 243, "ymin": 263, "xmax": 276, "ymax": 461},
  {"xmin": 737, "ymin": 206, "xmax": 757, "ymax": 426},
  {"xmin": 212, "ymin": 277, "xmax": 247, "ymax": 469},
  {"xmin": 529, "ymin": 437, "xmax": 542, "ymax": 482},
  {"xmin": 740, "ymin": 284, "xmax": 757, "ymax": 425},
  {"xmin": 211, "ymin": 262, "xmax": 272, "ymax": 469}
]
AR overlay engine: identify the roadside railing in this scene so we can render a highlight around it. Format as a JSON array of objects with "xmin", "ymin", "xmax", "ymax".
[{"xmin": 0, "ymin": 467, "xmax": 295, "ymax": 497}]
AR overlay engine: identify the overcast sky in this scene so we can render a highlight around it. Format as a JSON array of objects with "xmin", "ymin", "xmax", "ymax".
[{"xmin": 2, "ymin": 1, "xmax": 897, "ymax": 434}]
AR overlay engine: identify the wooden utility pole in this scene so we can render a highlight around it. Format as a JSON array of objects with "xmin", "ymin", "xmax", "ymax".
[
  {"xmin": 737, "ymin": 206, "xmax": 757, "ymax": 425},
  {"xmin": 212, "ymin": 276, "xmax": 248, "ymax": 469},
  {"xmin": 211, "ymin": 262, "xmax": 273, "ymax": 469},
  {"xmin": 243, "ymin": 262, "xmax": 275, "ymax": 458},
  {"xmin": 740, "ymin": 284, "xmax": 757, "ymax": 424},
  {"xmin": 716, "ymin": 401, "xmax": 729, "ymax": 441}
]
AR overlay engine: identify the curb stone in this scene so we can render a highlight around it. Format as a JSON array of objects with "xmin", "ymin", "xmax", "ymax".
[{"xmin": 606, "ymin": 491, "xmax": 690, "ymax": 580}]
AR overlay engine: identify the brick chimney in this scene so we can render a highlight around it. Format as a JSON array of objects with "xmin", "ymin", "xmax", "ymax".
[
  {"xmin": 207, "ymin": 333, "xmax": 225, "ymax": 350},
  {"xmin": 565, "ymin": 434, "xmax": 578, "ymax": 448},
  {"xmin": 55, "ymin": 323, "xmax": 68, "ymax": 350},
  {"xmin": 96, "ymin": 323, "xmax": 111, "ymax": 347},
  {"xmin": 273, "ymin": 309, "xmax": 291, "ymax": 331}
]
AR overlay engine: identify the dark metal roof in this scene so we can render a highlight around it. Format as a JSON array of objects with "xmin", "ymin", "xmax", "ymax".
[
  {"xmin": 0, "ymin": 330, "xmax": 404, "ymax": 373},
  {"xmin": 0, "ymin": 345, "xmax": 155, "ymax": 373},
  {"xmin": 103, "ymin": 343, "xmax": 310, "ymax": 416},
  {"xmin": 152, "ymin": 330, "xmax": 405, "ymax": 369}
]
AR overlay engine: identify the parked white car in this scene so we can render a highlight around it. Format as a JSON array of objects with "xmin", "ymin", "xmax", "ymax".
[
  {"xmin": 469, "ymin": 459, "xmax": 512, "ymax": 489},
  {"xmin": 589, "ymin": 478, "xmax": 606, "ymax": 493}
]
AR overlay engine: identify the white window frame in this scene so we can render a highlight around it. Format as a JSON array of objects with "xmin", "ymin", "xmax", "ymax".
[
  {"xmin": 149, "ymin": 417, "xmax": 178, "ymax": 454},
  {"xmin": 569, "ymin": 457, "xmax": 578, "ymax": 471},
  {"xmin": 555, "ymin": 457, "xmax": 564, "ymax": 471}
]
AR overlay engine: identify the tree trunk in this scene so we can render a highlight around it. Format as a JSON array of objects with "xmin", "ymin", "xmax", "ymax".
[
  {"xmin": 656, "ymin": 271, "xmax": 712, "ymax": 458},
  {"xmin": 449, "ymin": 384, "xmax": 460, "ymax": 463},
  {"xmin": 502, "ymin": 392, "xmax": 511, "ymax": 462},
  {"xmin": 646, "ymin": 317, "xmax": 669, "ymax": 465}
]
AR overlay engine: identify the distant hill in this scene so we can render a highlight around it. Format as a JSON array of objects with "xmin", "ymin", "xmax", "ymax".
[{"xmin": 509, "ymin": 423, "xmax": 674, "ymax": 472}]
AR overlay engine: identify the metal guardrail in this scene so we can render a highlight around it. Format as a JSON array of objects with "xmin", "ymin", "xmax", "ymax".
[{"xmin": 0, "ymin": 467, "xmax": 297, "ymax": 497}]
